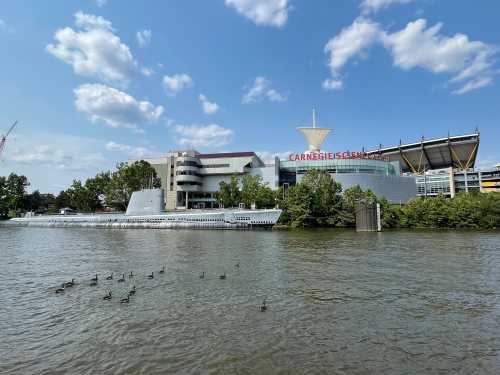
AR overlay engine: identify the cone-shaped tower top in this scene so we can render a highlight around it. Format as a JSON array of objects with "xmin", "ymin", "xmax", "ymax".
[{"xmin": 297, "ymin": 109, "xmax": 331, "ymax": 153}]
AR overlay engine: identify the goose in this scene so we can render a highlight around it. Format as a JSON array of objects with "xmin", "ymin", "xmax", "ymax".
[
  {"xmin": 55, "ymin": 284, "xmax": 65, "ymax": 294},
  {"xmin": 147, "ymin": 272, "xmax": 154, "ymax": 279},
  {"xmin": 159, "ymin": 265, "xmax": 165, "ymax": 274},
  {"xmin": 128, "ymin": 285, "xmax": 136, "ymax": 295},
  {"xmin": 219, "ymin": 273, "xmax": 226, "ymax": 280},
  {"xmin": 117, "ymin": 274, "xmax": 125, "ymax": 283},
  {"xmin": 260, "ymin": 298, "xmax": 267, "ymax": 312},
  {"xmin": 106, "ymin": 273, "xmax": 113, "ymax": 280},
  {"xmin": 64, "ymin": 278, "xmax": 75, "ymax": 287},
  {"xmin": 90, "ymin": 274, "xmax": 98, "ymax": 282},
  {"xmin": 103, "ymin": 291, "xmax": 112, "ymax": 300},
  {"xmin": 129, "ymin": 271, "xmax": 134, "ymax": 278},
  {"xmin": 120, "ymin": 295, "xmax": 130, "ymax": 303},
  {"xmin": 199, "ymin": 272, "xmax": 205, "ymax": 279}
]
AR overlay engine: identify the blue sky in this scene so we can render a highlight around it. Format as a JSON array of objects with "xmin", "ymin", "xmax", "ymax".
[{"xmin": 1, "ymin": 0, "xmax": 499, "ymax": 193}]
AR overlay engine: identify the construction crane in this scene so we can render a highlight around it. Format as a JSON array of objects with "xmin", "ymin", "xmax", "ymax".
[{"xmin": 0, "ymin": 121, "xmax": 18, "ymax": 158}]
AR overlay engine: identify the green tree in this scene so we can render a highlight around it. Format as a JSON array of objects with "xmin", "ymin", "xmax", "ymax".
[
  {"xmin": 105, "ymin": 161, "xmax": 161, "ymax": 210},
  {"xmin": 216, "ymin": 175, "xmax": 241, "ymax": 208}
]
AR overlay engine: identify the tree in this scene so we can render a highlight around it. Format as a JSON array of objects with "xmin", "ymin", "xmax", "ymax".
[
  {"xmin": 105, "ymin": 161, "xmax": 161, "ymax": 210},
  {"xmin": 55, "ymin": 190, "xmax": 72, "ymax": 210},
  {"xmin": 240, "ymin": 175, "xmax": 276, "ymax": 209},
  {"xmin": 67, "ymin": 180, "xmax": 94, "ymax": 212},
  {"xmin": 216, "ymin": 175, "xmax": 241, "ymax": 208},
  {"xmin": 278, "ymin": 170, "xmax": 343, "ymax": 227}
]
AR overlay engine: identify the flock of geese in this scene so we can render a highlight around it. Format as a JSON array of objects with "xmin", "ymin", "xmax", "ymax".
[{"xmin": 54, "ymin": 263, "xmax": 268, "ymax": 311}]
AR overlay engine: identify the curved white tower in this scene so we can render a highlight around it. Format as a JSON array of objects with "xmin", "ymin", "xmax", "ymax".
[{"xmin": 297, "ymin": 109, "xmax": 331, "ymax": 153}]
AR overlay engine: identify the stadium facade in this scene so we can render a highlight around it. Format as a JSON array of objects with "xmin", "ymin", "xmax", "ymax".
[{"xmin": 132, "ymin": 114, "xmax": 494, "ymax": 210}]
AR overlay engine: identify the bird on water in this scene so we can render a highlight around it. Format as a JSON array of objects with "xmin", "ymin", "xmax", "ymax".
[
  {"xmin": 260, "ymin": 298, "xmax": 267, "ymax": 312},
  {"xmin": 103, "ymin": 291, "xmax": 112, "ymax": 300},
  {"xmin": 106, "ymin": 273, "xmax": 113, "ymax": 280},
  {"xmin": 90, "ymin": 274, "xmax": 98, "ymax": 286},
  {"xmin": 235, "ymin": 263, "xmax": 240, "ymax": 268},
  {"xmin": 64, "ymin": 279, "xmax": 75, "ymax": 287},
  {"xmin": 120, "ymin": 295, "xmax": 130, "ymax": 303},
  {"xmin": 199, "ymin": 272, "xmax": 205, "ymax": 279},
  {"xmin": 147, "ymin": 272, "xmax": 154, "ymax": 279},
  {"xmin": 159, "ymin": 265, "xmax": 165, "ymax": 274},
  {"xmin": 129, "ymin": 285, "xmax": 136, "ymax": 295},
  {"xmin": 55, "ymin": 284, "xmax": 65, "ymax": 293},
  {"xmin": 118, "ymin": 274, "xmax": 125, "ymax": 283},
  {"xmin": 129, "ymin": 271, "xmax": 134, "ymax": 278},
  {"xmin": 219, "ymin": 273, "xmax": 226, "ymax": 280}
]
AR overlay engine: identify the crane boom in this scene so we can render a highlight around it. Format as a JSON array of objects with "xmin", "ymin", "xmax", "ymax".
[
  {"xmin": 0, "ymin": 121, "xmax": 19, "ymax": 158},
  {"xmin": 5, "ymin": 121, "xmax": 18, "ymax": 137}
]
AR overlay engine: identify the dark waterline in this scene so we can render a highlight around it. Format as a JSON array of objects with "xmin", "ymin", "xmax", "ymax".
[{"xmin": 1, "ymin": 227, "xmax": 500, "ymax": 374}]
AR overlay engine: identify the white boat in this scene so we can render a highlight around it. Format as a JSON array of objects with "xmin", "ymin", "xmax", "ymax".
[{"xmin": 8, "ymin": 189, "xmax": 282, "ymax": 229}]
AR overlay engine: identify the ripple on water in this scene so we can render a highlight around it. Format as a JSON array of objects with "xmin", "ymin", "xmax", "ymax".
[{"xmin": 1, "ymin": 227, "xmax": 500, "ymax": 374}]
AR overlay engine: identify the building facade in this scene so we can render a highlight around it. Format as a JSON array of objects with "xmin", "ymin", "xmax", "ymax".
[
  {"xmin": 416, "ymin": 165, "xmax": 500, "ymax": 197},
  {"xmin": 139, "ymin": 150, "xmax": 278, "ymax": 210}
]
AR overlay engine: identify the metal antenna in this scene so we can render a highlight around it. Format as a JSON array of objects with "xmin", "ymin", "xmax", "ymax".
[{"xmin": 312, "ymin": 108, "xmax": 316, "ymax": 128}]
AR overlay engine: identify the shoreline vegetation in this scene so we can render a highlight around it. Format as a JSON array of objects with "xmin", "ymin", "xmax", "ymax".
[{"xmin": 1, "ymin": 163, "xmax": 499, "ymax": 230}]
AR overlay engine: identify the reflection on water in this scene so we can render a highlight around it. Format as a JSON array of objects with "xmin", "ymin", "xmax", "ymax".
[{"xmin": 1, "ymin": 227, "xmax": 500, "ymax": 374}]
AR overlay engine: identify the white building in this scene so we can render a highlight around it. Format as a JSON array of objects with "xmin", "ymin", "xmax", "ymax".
[{"xmin": 134, "ymin": 150, "xmax": 278, "ymax": 210}]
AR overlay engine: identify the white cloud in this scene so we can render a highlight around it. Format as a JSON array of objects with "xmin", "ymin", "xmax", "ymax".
[
  {"xmin": 171, "ymin": 123, "xmax": 233, "ymax": 148},
  {"xmin": 256, "ymin": 150, "xmax": 293, "ymax": 163},
  {"xmin": 360, "ymin": 0, "xmax": 415, "ymax": 14},
  {"xmin": 5, "ymin": 133, "xmax": 106, "ymax": 172},
  {"xmin": 225, "ymin": 0, "xmax": 290, "ymax": 27},
  {"xmin": 198, "ymin": 94, "xmax": 219, "ymax": 115},
  {"xmin": 323, "ymin": 18, "xmax": 498, "ymax": 94},
  {"xmin": 323, "ymin": 17, "xmax": 381, "ymax": 89},
  {"xmin": 242, "ymin": 76, "xmax": 287, "ymax": 103},
  {"xmin": 322, "ymin": 78, "xmax": 343, "ymax": 91},
  {"xmin": 46, "ymin": 11, "xmax": 137, "ymax": 85},
  {"xmin": 105, "ymin": 141, "xmax": 154, "ymax": 158},
  {"xmin": 136, "ymin": 29, "xmax": 152, "ymax": 47},
  {"xmin": 141, "ymin": 67, "xmax": 155, "ymax": 76},
  {"xmin": 74, "ymin": 83, "xmax": 164, "ymax": 130},
  {"xmin": 163, "ymin": 74, "xmax": 194, "ymax": 95},
  {"xmin": 95, "ymin": 0, "xmax": 108, "ymax": 6},
  {"xmin": 2, "ymin": 132, "xmax": 115, "ymax": 193}
]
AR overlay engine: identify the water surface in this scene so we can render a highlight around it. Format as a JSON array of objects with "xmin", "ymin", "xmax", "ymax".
[{"xmin": 1, "ymin": 227, "xmax": 500, "ymax": 374}]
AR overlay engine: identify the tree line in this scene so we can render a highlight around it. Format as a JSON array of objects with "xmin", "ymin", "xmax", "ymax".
[
  {"xmin": 2, "ymin": 166, "xmax": 499, "ymax": 229},
  {"xmin": 217, "ymin": 169, "xmax": 500, "ymax": 230},
  {"xmin": 0, "ymin": 161, "xmax": 160, "ymax": 218}
]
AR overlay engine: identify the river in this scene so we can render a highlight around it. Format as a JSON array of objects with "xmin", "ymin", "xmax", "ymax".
[{"xmin": 1, "ymin": 227, "xmax": 500, "ymax": 374}]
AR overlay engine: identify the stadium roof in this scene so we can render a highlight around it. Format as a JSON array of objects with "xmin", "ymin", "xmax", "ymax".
[{"xmin": 366, "ymin": 133, "xmax": 480, "ymax": 174}]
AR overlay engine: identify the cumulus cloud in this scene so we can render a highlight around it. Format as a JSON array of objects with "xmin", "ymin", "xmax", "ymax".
[
  {"xmin": 360, "ymin": 0, "xmax": 415, "ymax": 14},
  {"xmin": 242, "ymin": 76, "xmax": 287, "ymax": 103},
  {"xmin": 322, "ymin": 78, "xmax": 343, "ymax": 91},
  {"xmin": 74, "ymin": 83, "xmax": 164, "ymax": 130},
  {"xmin": 171, "ymin": 123, "xmax": 233, "ymax": 148},
  {"xmin": 256, "ymin": 150, "xmax": 293, "ymax": 163},
  {"xmin": 136, "ymin": 29, "xmax": 152, "ymax": 47},
  {"xmin": 323, "ymin": 17, "xmax": 498, "ymax": 94},
  {"xmin": 105, "ymin": 141, "xmax": 154, "ymax": 158},
  {"xmin": 323, "ymin": 17, "xmax": 381, "ymax": 89},
  {"xmin": 225, "ymin": 0, "xmax": 290, "ymax": 27},
  {"xmin": 46, "ymin": 11, "xmax": 137, "ymax": 85},
  {"xmin": 141, "ymin": 67, "xmax": 155, "ymax": 76},
  {"xmin": 163, "ymin": 74, "xmax": 194, "ymax": 95},
  {"xmin": 198, "ymin": 94, "xmax": 219, "ymax": 115},
  {"xmin": 5, "ymin": 133, "xmax": 106, "ymax": 171}
]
